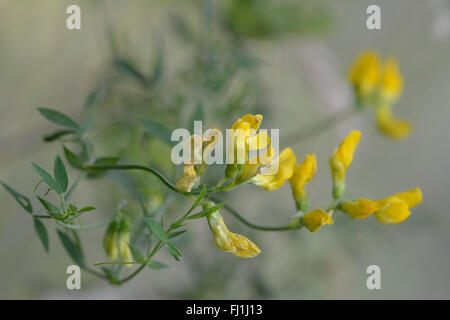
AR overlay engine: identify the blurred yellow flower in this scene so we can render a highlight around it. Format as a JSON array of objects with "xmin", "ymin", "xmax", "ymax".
[
  {"xmin": 302, "ymin": 209, "xmax": 333, "ymax": 232},
  {"xmin": 379, "ymin": 58, "xmax": 403, "ymax": 103},
  {"xmin": 329, "ymin": 130, "xmax": 361, "ymax": 199},
  {"xmin": 289, "ymin": 153, "xmax": 317, "ymax": 211},
  {"xmin": 340, "ymin": 188, "xmax": 423, "ymax": 224},
  {"xmin": 207, "ymin": 210, "xmax": 261, "ymax": 258},
  {"xmin": 348, "ymin": 51, "xmax": 381, "ymax": 101},
  {"xmin": 348, "ymin": 51, "xmax": 412, "ymax": 140},
  {"xmin": 252, "ymin": 147, "xmax": 297, "ymax": 191},
  {"xmin": 376, "ymin": 105, "xmax": 411, "ymax": 140}
]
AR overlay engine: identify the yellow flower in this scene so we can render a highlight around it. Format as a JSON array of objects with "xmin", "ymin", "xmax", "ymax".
[
  {"xmin": 379, "ymin": 58, "xmax": 403, "ymax": 104},
  {"xmin": 302, "ymin": 209, "xmax": 333, "ymax": 232},
  {"xmin": 226, "ymin": 114, "xmax": 270, "ymax": 180},
  {"xmin": 207, "ymin": 210, "xmax": 261, "ymax": 258},
  {"xmin": 376, "ymin": 105, "xmax": 411, "ymax": 140},
  {"xmin": 348, "ymin": 51, "xmax": 381, "ymax": 101},
  {"xmin": 375, "ymin": 188, "xmax": 423, "ymax": 224},
  {"xmin": 289, "ymin": 153, "xmax": 317, "ymax": 211},
  {"xmin": 341, "ymin": 198, "xmax": 384, "ymax": 219},
  {"xmin": 340, "ymin": 188, "xmax": 423, "ymax": 224},
  {"xmin": 252, "ymin": 147, "xmax": 297, "ymax": 191},
  {"xmin": 329, "ymin": 130, "xmax": 361, "ymax": 199},
  {"xmin": 232, "ymin": 114, "xmax": 263, "ymax": 132},
  {"xmin": 176, "ymin": 164, "xmax": 199, "ymax": 192}
]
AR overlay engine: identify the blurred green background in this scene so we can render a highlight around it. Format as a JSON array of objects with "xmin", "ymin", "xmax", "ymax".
[{"xmin": 1, "ymin": 0, "xmax": 449, "ymax": 299}]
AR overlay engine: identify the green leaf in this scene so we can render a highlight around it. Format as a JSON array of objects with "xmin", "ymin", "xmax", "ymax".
[
  {"xmin": 37, "ymin": 108, "xmax": 80, "ymax": 131},
  {"xmin": 140, "ymin": 119, "xmax": 175, "ymax": 146},
  {"xmin": 168, "ymin": 229, "xmax": 187, "ymax": 240},
  {"xmin": 129, "ymin": 245, "xmax": 144, "ymax": 263},
  {"xmin": 43, "ymin": 129, "xmax": 76, "ymax": 142},
  {"xmin": 34, "ymin": 218, "xmax": 49, "ymax": 253},
  {"xmin": 114, "ymin": 58, "xmax": 148, "ymax": 87},
  {"xmin": 146, "ymin": 218, "xmax": 166, "ymax": 241},
  {"xmin": 54, "ymin": 156, "xmax": 68, "ymax": 193},
  {"xmin": 37, "ymin": 197, "xmax": 63, "ymax": 219},
  {"xmin": 1, "ymin": 182, "xmax": 33, "ymax": 213},
  {"xmin": 192, "ymin": 186, "xmax": 207, "ymax": 208},
  {"xmin": 138, "ymin": 192, "xmax": 150, "ymax": 217},
  {"xmin": 167, "ymin": 242, "xmax": 182, "ymax": 261},
  {"xmin": 77, "ymin": 206, "xmax": 95, "ymax": 214},
  {"xmin": 147, "ymin": 260, "xmax": 169, "ymax": 269},
  {"xmin": 63, "ymin": 146, "xmax": 85, "ymax": 169},
  {"xmin": 31, "ymin": 162, "xmax": 62, "ymax": 193},
  {"xmin": 56, "ymin": 230, "xmax": 85, "ymax": 268},
  {"xmin": 186, "ymin": 203, "xmax": 224, "ymax": 220}
]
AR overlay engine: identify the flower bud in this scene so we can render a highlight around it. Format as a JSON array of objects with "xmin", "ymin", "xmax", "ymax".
[
  {"xmin": 118, "ymin": 217, "xmax": 133, "ymax": 267},
  {"xmin": 103, "ymin": 220, "xmax": 119, "ymax": 260}
]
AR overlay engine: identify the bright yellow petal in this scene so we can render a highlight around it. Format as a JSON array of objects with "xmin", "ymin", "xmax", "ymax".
[
  {"xmin": 207, "ymin": 212, "xmax": 260, "ymax": 258},
  {"xmin": 376, "ymin": 106, "xmax": 411, "ymax": 140},
  {"xmin": 232, "ymin": 114, "xmax": 263, "ymax": 132},
  {"xmin": 374, "ymin": 197, "xmax": 411, "ymax": 224},
  {"xmin": 329, "ymin": 130, "xmax": 361, "ymax": 186},
  {"xmin": 387, "ymin": 187, "xmax": 423, "ymax": 209},
  {"xmin": 347, "ymin": 51, "xmax": 381, "ymax": 98},
  {"xmin": 341, "ymin": 198, "xmax": 386, "ymax": 219},
  {"xmin": 302, "ymin": 209, "xmax": 333, "ymax": 232},
  {"xmin": 253, "ymin": 147, "xmax": 296, "ymax": 191},
  {"xmin": 380, "ymin": 57, "xmax": 403, "ymax": 102},
  {"xmin": 247, "ymin": 130, "xmax": 270, "ymax": 151},
  {"xmin": 289, "ymin": 153, "xmax": 317, "ymax": 201}
]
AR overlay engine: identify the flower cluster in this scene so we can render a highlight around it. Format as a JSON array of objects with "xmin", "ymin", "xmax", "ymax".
[{"xmin": 348, "ymin": 51, "xmax": 411, "ymax": 140}]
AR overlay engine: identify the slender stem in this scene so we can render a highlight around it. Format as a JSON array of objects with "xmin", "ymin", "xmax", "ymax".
[
  {"xmin": 85, "ymin": 267, "xmax": 108, "ymax": 279},
  {"xmin": 211, "ymin": 197, "xmax": 302, "ymax": 232},
  {"xmin": 117, "ymin": 240, "xmax": 163, "ymax": 284},
  {"xmin": 84, "ymin": 164, "xmax": 181, "ymax": 194},
  {"xmin": 283, "ymin": 107, "xmax": 361, "ymax": 146},
  {"xmin": 57, "ymin": 220, "xmax": 112, "ymax": 230}
]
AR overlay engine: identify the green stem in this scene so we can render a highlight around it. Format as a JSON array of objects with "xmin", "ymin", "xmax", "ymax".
[
  {"xmin": 84, "ymin": 164, "xmax": 183, "ymax": 194},
  {"xmin": 283, "ymin": 107, "xmax": 361, "ymax": 146},
  {"xmin": 212, "ymin": 198, "xmax": 302, "ymax": 232}
]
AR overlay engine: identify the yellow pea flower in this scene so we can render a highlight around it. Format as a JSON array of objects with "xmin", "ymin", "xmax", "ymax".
[
  {"xmin": 232, "ymin": 114, "xmax": 263, "ymax": 132},
  {"xmin": 340, "ymin": 188, "xmax": 423, "ymax": 224},
  {"xmin": 379, "ymin": 58, "xmax": 403, "ymax": 104},
  {"xmin": 207, "ymin": 209, "xmax": 261, "ymax": 258},
  {"xmin": 329, "ymin": 130, "xmax": 361, "ymax": 199},
  {"xmin": 289, "ymin": 153, "xmax": 317, "ymax": 211},
  {"xmin": 375, "ymin": 187, "xmax": 423, "ymax": 224},
  {"xmin": 376, "ymin": 105, "xmax": 411, "ymax": 140},
  {"xmin": 302, "ymin": 209, "xmax": 334, "ymax": 232},
  {"xmin": 252, "ymin": 147, "xmax": 297, "ymax": 191},
  {"xmin": 226, "ymin": 114, "xmax": 269, "ymax": 179},
  {"xmin": 176, "ymin": 164, "xmax": 199, "ymax": 192},
  {"xmin": 347, "ymin": 51, "xmax": 381, "ymax": 102},
  {"xmin": 341, "ymin": 198, "xmax": 384, "ymax": 219}
]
